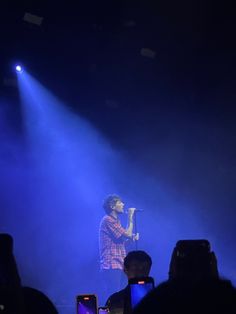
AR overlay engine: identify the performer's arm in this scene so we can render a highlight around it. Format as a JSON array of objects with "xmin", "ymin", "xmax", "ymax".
[
  {"xmin": 106, "ymin": 209, "xmax": 138, "ymax": 240},
  {"xmin": 124, "ymin": 208, "xmax": 135, "ymax": 238}
]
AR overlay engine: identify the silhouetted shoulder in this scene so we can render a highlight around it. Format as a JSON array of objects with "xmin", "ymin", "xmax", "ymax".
[
  {"xmin": 133, "ymin": 279, "xmax": 236, "ymax": 314},
  {"xmin": 106, "ymin": 288, "xmax": 126, "ymax": 309},
  {"xmin": 22, "ymin": 286, "xmax": 58, "ymax": 314}
]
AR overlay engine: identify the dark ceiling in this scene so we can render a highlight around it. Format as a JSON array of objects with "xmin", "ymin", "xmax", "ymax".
[{"xmin": 0, "ymin": 1, "xmax": 235, "ymax": 142}]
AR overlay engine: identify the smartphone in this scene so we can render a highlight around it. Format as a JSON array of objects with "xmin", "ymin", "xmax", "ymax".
[
  {"xmin": 76, "ymin": 294, "xmax": 98, "ymax": 314},
  {"xmin": 98, "ymin": 306, "xmax": 109, "ymax": 314},
  {"xmin": 129, "ymin": 277, "xmax": 155, "ymax": 309}
]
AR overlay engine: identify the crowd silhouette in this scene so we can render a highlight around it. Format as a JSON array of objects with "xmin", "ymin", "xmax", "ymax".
[
  {"xmin": 0, "ymin": 233, "xmax": 58, "ymax": 314},
  {"xmin": 1, "ymin": 233, "xmax": 236, "ymax": 314}
]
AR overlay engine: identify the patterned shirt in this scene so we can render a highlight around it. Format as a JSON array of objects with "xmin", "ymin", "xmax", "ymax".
[{"xmin": 99, "ymin": 215, "xmax": 127, "ymax": 270}]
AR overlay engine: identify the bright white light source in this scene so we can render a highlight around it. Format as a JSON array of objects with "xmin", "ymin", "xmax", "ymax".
[{"xmin": 16, "ymin": 65, "xmax": 23, "ymax": 73}]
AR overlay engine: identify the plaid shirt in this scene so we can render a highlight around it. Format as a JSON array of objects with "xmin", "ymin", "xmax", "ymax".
[{"xmin": 99, "ymin": 215, "xmax": 127, "ymax": 270}]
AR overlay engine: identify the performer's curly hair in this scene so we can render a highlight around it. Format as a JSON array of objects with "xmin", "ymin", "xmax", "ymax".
[{"xmin": 103, "ymin": 194, "xmax": 122, "ymax": 214}]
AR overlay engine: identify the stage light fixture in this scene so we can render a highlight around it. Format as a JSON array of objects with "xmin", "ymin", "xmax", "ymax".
[{"xmin": 16, "ymin": 65, "xmax": 23, "ymax": 73}]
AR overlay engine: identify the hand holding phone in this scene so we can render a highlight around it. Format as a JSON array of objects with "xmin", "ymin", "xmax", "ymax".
[{"xmin": 98, "ymin": 306, "xmax": 109, "ymax": 314}]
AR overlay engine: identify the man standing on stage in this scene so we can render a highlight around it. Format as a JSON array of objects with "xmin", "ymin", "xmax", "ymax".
[{"xmin": 99, "ymin": 194, "xmax": 139, "ymax": 299}]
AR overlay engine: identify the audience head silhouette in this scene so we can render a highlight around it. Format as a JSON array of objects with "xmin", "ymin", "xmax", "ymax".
[
  {"xmin": 0, "ymin": 233, "xmax": 58, "ymax": 314},
  {"xmin": 124, "ymin": 250, "xmax": 152, "ymax": 279}
]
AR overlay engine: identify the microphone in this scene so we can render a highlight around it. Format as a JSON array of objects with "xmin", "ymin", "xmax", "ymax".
[{"xmin": 124, "ymin": 208, "xmax": 144, "ymax": 214}]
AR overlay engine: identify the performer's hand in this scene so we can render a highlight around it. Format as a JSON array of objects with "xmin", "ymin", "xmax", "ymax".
[
  {"xmin": 128, "ymin": 207, "xmax": 136, "ymax": 219},
  {"xmin": 133, "ymin": 233, "xmax": 139, "ymax": 241}
]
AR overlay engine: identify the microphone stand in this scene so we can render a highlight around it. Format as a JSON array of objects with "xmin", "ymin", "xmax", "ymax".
[{"xmin": 134, "ymin": 213, "xmax": 138, "ymax": 250}]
